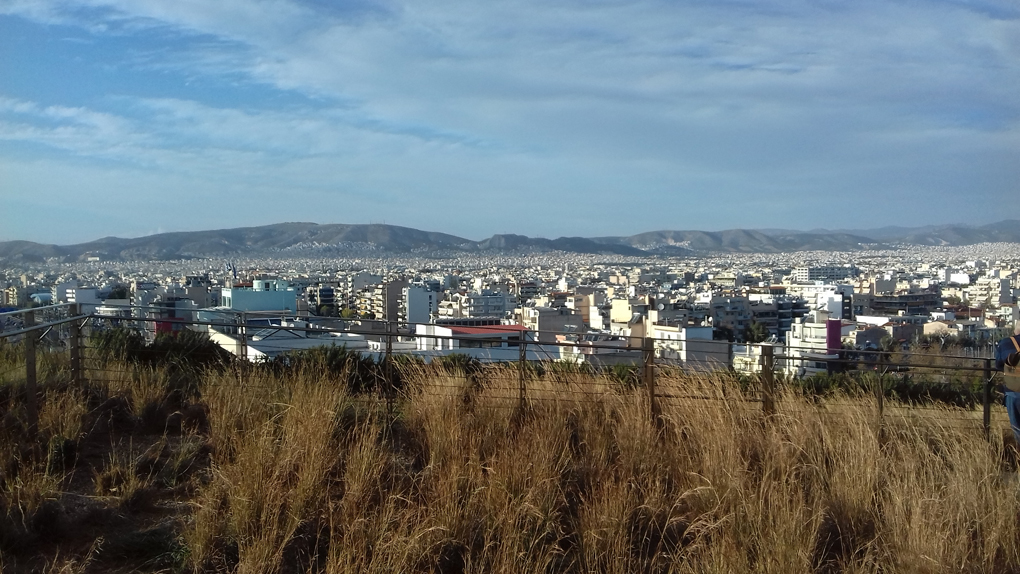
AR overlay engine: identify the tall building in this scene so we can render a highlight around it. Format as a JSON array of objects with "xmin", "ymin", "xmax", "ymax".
[
  {"xmin": 400, "ymin": 285, "xmax": 439, "ymax": 325},
  {"xmin": 306, "ymin": 284, "xmax": 336, "ymax": 311},
  {"xmin": 438, "ymin": 291, "xmax": 516, "ymax": 320}
]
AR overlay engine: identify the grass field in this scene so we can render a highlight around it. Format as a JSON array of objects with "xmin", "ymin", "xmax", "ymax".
[{"xmin": 1, "ymin": 349, "xmax": 1019, "ymax": 573}]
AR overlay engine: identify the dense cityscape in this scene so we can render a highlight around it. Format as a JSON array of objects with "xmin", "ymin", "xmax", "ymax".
[
  {"xmin": 4, "ymin": 239, "xmax": 1019, "ymax": 376},
  {"xmin": 4, "ymin": 0, "xmax": 1020, "ymax": 570}
]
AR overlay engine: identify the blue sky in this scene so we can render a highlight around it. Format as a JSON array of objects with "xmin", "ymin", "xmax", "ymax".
[{"xmin": 1, "ymin": 0, "xmax": 1018, "ymax": 244}]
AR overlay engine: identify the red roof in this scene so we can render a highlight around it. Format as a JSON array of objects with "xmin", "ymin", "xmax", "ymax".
[{"xmin": 447, "ymin": 325, "xmax": 528, "ymax": 335}]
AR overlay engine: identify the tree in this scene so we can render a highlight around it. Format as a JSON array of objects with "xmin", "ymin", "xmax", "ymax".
[
  {"xmin": 340, "ymin": 307, "xmax": 356, "ymax": 319},
  {"xmin": 878, "ymin": 335, "xmax": 900, "ymax": 368},
  {"xmin": 107, "ymin": 285, "xmax": 130, "ymax": 300},
  {"xmin": 743, "ymin": 321, "xmax": 770, "ymax": 344}
]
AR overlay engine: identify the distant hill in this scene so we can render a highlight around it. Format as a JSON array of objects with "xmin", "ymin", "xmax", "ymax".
[
  {"xmin": 597, "ymin": 229, "xmax": 877, "ymax": 253},
  {"xmin": 797, "ymin": 221, "xmax": 1020, "ymax": 244},
  {"xmin": 0, "ymin": 223, "xmax": 473, "ymax": 262},
  {"xmin": 2, "ymin": 220, "xmax": 1019, "ymax": 261},
  {"xmin": 473, "ymin": 234, "xmax": 648, "ymax": 256}
]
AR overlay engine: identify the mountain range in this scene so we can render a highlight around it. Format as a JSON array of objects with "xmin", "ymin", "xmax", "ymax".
[{"xmin": 1, "ymin": 220, "xmax": 1018, "ymax": 262}]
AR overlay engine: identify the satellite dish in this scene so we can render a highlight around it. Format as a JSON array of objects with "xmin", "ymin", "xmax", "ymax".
[{"xmin": 657, "ymin": 303, "xmax": 665, "ymax": 311}]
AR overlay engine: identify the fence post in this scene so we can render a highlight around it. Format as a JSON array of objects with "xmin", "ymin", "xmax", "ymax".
[
  {"xmin": 385, "ymin": 321, "xmax": 394, "ymax": 419},
  {"xmin": 518, "ymin": 334, "xmax": 528, "ymax": 410},
  {"xmin": 239, "ymin": 312, "xmax": 248, "ymax": 362},
  {"xmin": 983, "ymin": 358, "xmax": 992, "ymax": 442},
  {"xmin": 233, "ymin": 312, "xmax": 245, "ymax": 385},
  {"xmin": 761, "ymin": 343, "xmax": 775, "ymax": 417},
  {"xmin": 24, "ymin": 310, "xmax": 38, "ymax": 438},
  {"xmin": 875, "ymin": 371, "xmax": 884, "ymax": 424},
  {"xmin": 68, "ymin": 303, "xmax": 81, "ymax": 387},
  {"xmin": 644, "ymin": 337, "xmax": 660, "ymax": 424}
]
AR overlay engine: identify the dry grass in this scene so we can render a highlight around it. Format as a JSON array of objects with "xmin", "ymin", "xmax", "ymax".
[
  {"xmin": 1, "ymin": 355, "xmax": 1019, "ymax": 573},
  {"xmin": 180, "ymin": 363, "xmax": 1020, "ymax": 573}
]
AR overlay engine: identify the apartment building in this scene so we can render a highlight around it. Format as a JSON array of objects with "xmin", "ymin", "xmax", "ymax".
[
  {"xmin": 437, "ymin": 290, "xmax": 515, "ymax": 320},
  {"xmin": 793, "ymin": 265, "xmax": 857, "ymax": 283},
  {"xmin": 3, "ymin": 286, "xmax": 27, "ymax": 307},
  {"xmin": 709, "ymin": 296, "xmax": 753, "ymax": 338},
  {"xmin": 400, "ymin": 285, "xmax": 439, "ymax": 325},
  {"xmin": 514, "ymin": 306, "xmax": 583, "ymax": 343}
]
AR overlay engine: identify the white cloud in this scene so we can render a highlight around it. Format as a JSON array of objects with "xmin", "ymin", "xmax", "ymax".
[{"xmin": 1, "ymin": 0, "xmax": 1019, "ymax": 240}]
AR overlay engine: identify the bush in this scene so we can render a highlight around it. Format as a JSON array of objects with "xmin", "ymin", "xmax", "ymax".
[
  {"xmin": 789, "ymin": 370, "xmax": 982, "ymax": 408},
  {"xmin": 264, "ymin": 346, "xmax": 383, "ymax": 394},
  {"xmin": 90, "ymin": 328, "xmax": 231, "ymax": 371}
]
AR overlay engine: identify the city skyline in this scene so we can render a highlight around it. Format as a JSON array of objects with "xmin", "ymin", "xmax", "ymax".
[{"xmin": 2, "ymin": 0, "xmax": 1019, "ymax": 244}]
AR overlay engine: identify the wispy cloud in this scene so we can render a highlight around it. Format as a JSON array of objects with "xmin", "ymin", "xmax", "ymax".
[{"xmin": 1, "ymin": 0, "xmax": 1018, "ymax": 243}]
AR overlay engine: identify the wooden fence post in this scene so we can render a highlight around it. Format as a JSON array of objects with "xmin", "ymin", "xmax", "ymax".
[{"xmin": 761, "ymin": 343, "xmax": 775, "ymax": 417}]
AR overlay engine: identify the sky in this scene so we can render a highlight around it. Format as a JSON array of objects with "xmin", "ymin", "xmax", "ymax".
[{"xmin": 1, "ymin": 0, "xmax": 1019, "ymax": 245}]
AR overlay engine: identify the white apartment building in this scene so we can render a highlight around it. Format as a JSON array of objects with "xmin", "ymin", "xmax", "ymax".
[
  {"xmin": 793, "ymin": 265, "xmax": 856, "ymax": 283},
  {"xmin": 400, "ymin": 286, "xmax": 438, "ymax": 326},
  {"xmin": 65, "ymin": 287, "xmax": 100, "ymax": 306},
  {"xmin": 437, "ymin": 290, "xmax": 516, "ymax": 319},
  {"xmin": 649, "ymin": 325, "xmax": 729, "ymax": 371},
  {"xmin": 52, "ymin": 280, "xmax": 79, "ymax": 303},
  {"xmin": 784, "ymin": 310, "xmax": 854, "ymax": 377},
  {"xmin": 963, "ymin": 277, "xmax": 1011, "ymax": 306}
]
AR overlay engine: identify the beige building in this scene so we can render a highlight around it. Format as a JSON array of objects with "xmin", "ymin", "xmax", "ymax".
[
  {"xmin": 3, "ymin": 286, "xmax": 27, "ymax": 307},
  {"xmin": 514, "ymin": 306, "xmax": 583, "ymax": 343}
]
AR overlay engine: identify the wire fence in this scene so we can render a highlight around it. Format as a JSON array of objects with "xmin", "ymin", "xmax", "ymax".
[{"xmin": 0, "ymin": 305, "xmax": 1012, "ymax": 440}]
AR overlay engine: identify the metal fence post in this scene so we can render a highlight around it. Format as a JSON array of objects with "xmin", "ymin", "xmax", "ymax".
[
  {"xmin": 385, "ymin": 321, "xmax": 394, "ymax": 419},
  {"xmin": 68, "ymin": 303, "xmax": 81, "ymax": 387},
  {"xmin": 518, "ymin": 334, "xmax": 528, "ymax": 410},
  {"xmin": 24, "ymin": 310, "xmax": 38, "ymax": 437},
  {"xmin": 234, "ymin": 312, "xmax": 246, "ymax": 385},
  {"xmin": 644, "ymin": 337, "xmax": 660, "ymax": 423},
  {"xmin": 983, "ymin": 358, "xmax": 992, "ymax": 442},
  {"xmin": 761, "ymin": 343, "xmax": 775, "ymax": 417},
  {"xmin": 239, "ymin": 312, "xmax": 248, "ymax": 362},
  {"xmin": 875, "ymin": 371, "xmax": 885, "ymax": 424}
]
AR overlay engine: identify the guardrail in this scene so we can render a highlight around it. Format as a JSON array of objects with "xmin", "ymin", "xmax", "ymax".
[{"xmin": 0, "ymin": 305, "xmax": 1006, "ymax": 441}]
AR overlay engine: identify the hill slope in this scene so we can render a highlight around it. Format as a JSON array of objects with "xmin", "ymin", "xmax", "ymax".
[{"xmin": 2, "ymin": 220, "xmax": 1019, "ymax": 261}]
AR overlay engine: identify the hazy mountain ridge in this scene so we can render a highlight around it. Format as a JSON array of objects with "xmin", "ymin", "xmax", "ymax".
[
  {"xmin": 2, "ymin": 221, "xmax": 1019, "ymax": 261},
  {"xmin": 797, "ymin": 221, "xmax": 1020, "ymax": 244},
  {"xmin": 606, "ymin": 229, "xmax": 877, "ymax": 253}
]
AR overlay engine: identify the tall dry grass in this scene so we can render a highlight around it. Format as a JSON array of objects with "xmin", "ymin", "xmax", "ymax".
[
  {"xmin": 181, "ymin": 361, "xmax": 1020, "ymax": 574},
  {"xmin": 3, "ymin": 342, "xmax": 1018, "ymax": 573}
]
